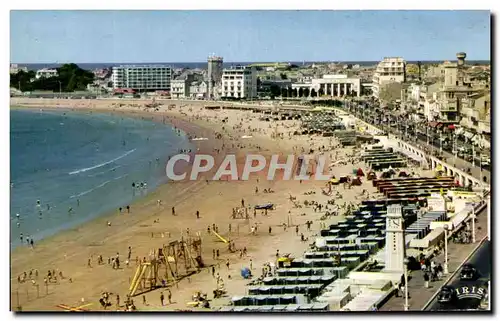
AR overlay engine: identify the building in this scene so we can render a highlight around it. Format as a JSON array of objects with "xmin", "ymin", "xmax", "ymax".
[
  {"xmin": 372, "ymin": 57, "xmax": 406, "ymax": 98},
  {"xmin": 189, "ymin": 81, "xmax": 208, "ymax": 99},
  {"xmin": 111, "ymin": 65, "xmax": 172, "ymax": 91},
  {"xmin": 292, "ymin": 75, "xmax": 362, "ymax": 97},
  {"xmin": 434, "ymin": 53, "xmax": 480, "ymax": 122},
  {"xmin": 35, "ymin": 68, "xmax": 58, "ymax": 79},
  {"xmin": 221, "ymin": 66, "xmax": 257, "ymax": 99},
  {"xmin": 10, "ymin": 64, "xmax": 28, "ymax": 74},
  {"xmin": 207, "ymin": 56, "xmax": 223, "ymax": 99},
  {"xmin": 171, "ymin": 73, "xmax": 197, "ymax": 99},
  {"xmin": 460, "ymin": 91, "xmax": 491, "ymax": 148},
  {"xmin": 385, "ymin": 204, "xmax": 405, "ymax": 273}
]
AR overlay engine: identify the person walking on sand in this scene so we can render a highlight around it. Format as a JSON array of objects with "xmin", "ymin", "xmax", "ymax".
[
  {"xmin": 295, "ymin": 225, "xmax": 299, "ymax": 235},
  {"xmin": 126, "ymin": 205, "xmax": 130, "ymax": 213},
  {"xmin": 142, "ymin": 295, "xmax": 147, "ymax": 305},
  {"xmin": 172, "ymin": 207, "xmax": 176, "ymax": 216},
  {"xmin": 167, "ymin": 289, "xmax": 172, "ymax": 304},
  {"xmin": 241, "ymin": 199, "xmax": 245, "ymax": 207},
  {"xmin": 226, "ymin": 259, "xmax": 230, "ymax": 270},
  {"xmin": 196, "ymin": 211, "xmax": 200, "ymax": 219},
  {"xmin": 269, "ymin": 226, "xmax": 272, "ymax": 234},
  {"xmin": 116, "ymin": 294, "xmax": 120, "ymax": 308},
  {"xmin": 160, "ymin": 292, "xmax": 164, "ymax": 306}
]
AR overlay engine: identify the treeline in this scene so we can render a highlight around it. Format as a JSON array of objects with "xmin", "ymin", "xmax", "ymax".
[{"xmin": 10, "ymin": 63, "xmax": 95, "ymax": 92}]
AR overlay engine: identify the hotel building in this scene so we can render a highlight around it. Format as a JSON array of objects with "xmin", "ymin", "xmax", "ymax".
[
  {"xmin": 372, "ymin": 57, "xmax": 406, "ymax": 98},
  {"xmin": 221, "ymin": 66, "xmax": 257, "ymax": 99},
  {"xmin": 111, "ymin": 65, "xmax": 172, "ymax": 91}
]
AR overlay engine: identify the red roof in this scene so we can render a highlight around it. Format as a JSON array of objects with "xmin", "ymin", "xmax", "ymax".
[{"xmin": 114, "ymin": 88, "xmax": 135, "ymax": 94}]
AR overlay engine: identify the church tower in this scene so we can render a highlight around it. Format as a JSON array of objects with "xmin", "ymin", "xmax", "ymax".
[{"xmin": 385, "ymin": 204, "xmax": 406, "ymax": 273}]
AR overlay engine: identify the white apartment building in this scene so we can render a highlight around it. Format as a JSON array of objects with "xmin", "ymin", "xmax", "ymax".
[
  {"xmin": 171, "ymin": 79, "xmax": 189, "ymax": 99},
  {"xmin": 221, "ymin": 66, "xmax": 257, "ymax": 99},
  {"xmin": 35, "ymin": 68, "xmax": 58, "ymax": 79},
  {"xmin": 111, "ymin": 65, "xmax": 172, "ymax": 91},
  {"xmin": 10, "ymin": 64, "xmax": 28, "ymax": 74},
  {"xmin": 372, "ymin": 57, "xmax": 406, "ymax": 98}
]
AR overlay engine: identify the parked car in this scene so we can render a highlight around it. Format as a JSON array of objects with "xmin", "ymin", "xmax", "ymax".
[{"xmin": 437, "ymin": 286, "xmax": 457, "ymax": 304}]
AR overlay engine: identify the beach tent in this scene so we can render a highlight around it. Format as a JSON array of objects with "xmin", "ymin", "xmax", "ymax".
[
  {"xmin": 367, "ymin": 171, "xmax": 377, "ymax": 181},
  {"xmin": 351, "ymin": 177, "xmax": 362, "ymax": 186},
  {"xmin": 339, "ymin": 176, "xmax": 349, "ymax": 184},
  {"xmin": 398, "ymin": 171, "xmax": 409, "ymax": 177},
  {"xmin": 356, "ymin": 168, "xmax": 365, "ymax": 177},
  {"xmin": 329, "ymin": 178, "xmax": 340, "ymax": 185}
]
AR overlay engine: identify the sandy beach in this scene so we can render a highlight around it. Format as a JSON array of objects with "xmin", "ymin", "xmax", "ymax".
[{"xmin": 10, "ymin": 97, "xmax": 400, "ymax": 311}]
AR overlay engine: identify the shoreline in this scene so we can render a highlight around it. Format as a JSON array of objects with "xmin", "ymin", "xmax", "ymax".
[{"xmin": 10, "ymin": 106, "xmax": 216, "ymax": 249}]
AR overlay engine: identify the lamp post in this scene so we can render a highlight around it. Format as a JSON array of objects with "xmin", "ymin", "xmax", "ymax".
[
  {"xmin": 403, "ymin": 257, "xmax": 410, "ymax": 311},
  {"xmin": 439, "ymin": 132, "xmax": 443, "ymax": 154},
  {"xmin": 443, "ymin": 224, "xmax": 450, "ymax": 274},
  {"xmin": 471, "ymin": 206, "xmax": 476, "ymax": 244}
]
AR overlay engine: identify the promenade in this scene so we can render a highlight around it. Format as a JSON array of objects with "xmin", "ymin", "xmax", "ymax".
[{"xmin": 379, "ymin": 204, "xmax": 489, "ymax": 311}]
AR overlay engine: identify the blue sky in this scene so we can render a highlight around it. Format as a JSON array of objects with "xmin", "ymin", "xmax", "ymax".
[{"xmin": 10, "ymin": 10, "xmax": 490, "ymax": 63}]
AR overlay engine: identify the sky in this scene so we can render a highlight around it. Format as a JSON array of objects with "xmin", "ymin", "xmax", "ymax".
[{"xmin": 10, "ymin": 10, "xmax": 491, "ymax": 63}]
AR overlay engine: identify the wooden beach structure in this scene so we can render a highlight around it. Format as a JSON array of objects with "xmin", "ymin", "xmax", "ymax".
[{"xmin": 128, "ymin": 237, "xmax": 204, "ymax": 297}]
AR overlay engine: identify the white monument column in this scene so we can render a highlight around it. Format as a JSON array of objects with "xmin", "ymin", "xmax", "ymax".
[
  {"xmin": 334, "ymin": 84, "xmax": 339, "ymax": 97},
  {"xmin": 330, "ymin": 84, "xmax": 334, "ymax": 97},
  {"xmin": 385, "ymin": 204, "xmax": 405, "ymax": 273},
  {"xmin": 344, "ymin": 83, "xmax": 348, "ymax": 96}
]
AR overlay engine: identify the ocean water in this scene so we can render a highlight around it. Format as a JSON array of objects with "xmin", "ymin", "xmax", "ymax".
[{"xmin": 10, "ymin": 109, "xmax": 192, "ymax": 248}]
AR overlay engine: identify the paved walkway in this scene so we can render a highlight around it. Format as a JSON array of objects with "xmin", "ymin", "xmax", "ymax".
[{"xmin": 379, "ymin": 204, "xmax": 489, "ymax": 311}]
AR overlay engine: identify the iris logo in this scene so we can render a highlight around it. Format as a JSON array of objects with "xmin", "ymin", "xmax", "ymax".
[{"xmin": 455, "ymin": 286, "xmax": 487, "ymax": 300}]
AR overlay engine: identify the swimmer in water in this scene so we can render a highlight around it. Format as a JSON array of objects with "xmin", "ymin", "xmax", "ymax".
[
  {"xmin": 47, "ymin": 204, "xmax": 50, "ymax": 211},
  {"xmin": 68, "ymin": 207, "xmax": 73, "ymax": 214},
  {"xmin": 77, "ymin": 199, "xmax": 80, "ymax": 207},
  {"xmin": 36, "ymin": 200, "xmax": 41, "ymax": 207},
  {"xmin": 16, "ymin": 213, "xmax": 20, "ymax": 219}
]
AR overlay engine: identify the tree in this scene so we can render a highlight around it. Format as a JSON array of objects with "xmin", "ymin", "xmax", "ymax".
[
  {"xmin": 298, "ymin": 88, "xmax": 304, "ymax": 98},
  {"xmin": 281, "ymin": 88, "xmax": 288, "ymax": 98},
  {"xmin": 318, "ymin": 88, "xmax": 324, "ymax": 97},
  {"xmin": 287, "ymin": 87, "xmax": 293, "ymax": 97},
  {"xmin": 303, "ymin": 88, "xmax": 310, "ymax": 97},
  {"xmin": 292, "ymin": 88, "xmax": 298, "ymax": 97},
  {"xmin": 10, "ymin": 63, "xmax": 94, "ymax": 93},
  {"xmin": 379, "ymin": 82, "xmax": 403, "ymax": 103},
  {"xmin": 310, "ymin": 88, "xmax": 317, "ymax": 98},
  {"xmin": 280, "ymin": 73, "xmax": 288, "ymax": 80}
]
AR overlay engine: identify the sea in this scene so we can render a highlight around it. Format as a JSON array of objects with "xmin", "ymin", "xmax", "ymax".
[{"xmin": 10, "ymin": 109, "xmax": 192, "ymax": 248}]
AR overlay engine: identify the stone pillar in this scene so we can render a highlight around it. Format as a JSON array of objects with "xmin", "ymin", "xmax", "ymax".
[
  {"xmin": 344, "ymin": 83, "xmax": 348, "ymax": 97},
  {"xmin": 335, "ymin": 84, "xmax": 340, "ymax": 97},
  {"xmin": 330, "ymin": 84, "xmax": 334, "ymax": 97}
]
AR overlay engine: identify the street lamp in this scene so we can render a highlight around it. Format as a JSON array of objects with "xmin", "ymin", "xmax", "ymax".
[
  {"xmin": 470, "ymin": 206, "xmax": 476, "ymax": 244},
  {"xmin": 403, "ymin": 257, "xmax": 410, "ymax": 311},
  {"xmin": 443, "ymin": 224, "xmax": 450, "ymax": 274}
]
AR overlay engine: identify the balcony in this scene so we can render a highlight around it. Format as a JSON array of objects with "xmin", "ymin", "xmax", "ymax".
[{"xmin": 439, "ymin": 100, "xmax": 458, "ymax": 112}]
